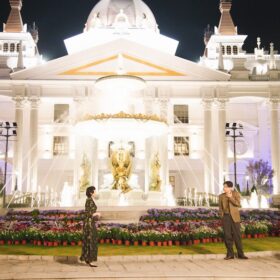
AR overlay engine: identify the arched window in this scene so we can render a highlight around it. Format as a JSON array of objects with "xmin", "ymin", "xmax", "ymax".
[
  {"xmin": 226, "ymin": 46, "xmax": 231, "ymax": 55},
  {"xmin": 222, "ymin": 46, "xmax": 225, "ymax": 55},
  {"xmin": 16, "ymin": 43, "xmax": 20, "ymax": 52},
  {"xmin": 10, "ymin": 43, "xmax": 15, "ymax": 52},
  {"xmin": 233, "ymin": 46, "xmax": 238, "ymax": 55},
  {"xmin": 3, "ymin": 43, "xmax": 8, "ymax": 52}
]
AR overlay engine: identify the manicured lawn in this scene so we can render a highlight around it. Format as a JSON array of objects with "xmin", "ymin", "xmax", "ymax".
[{"xmin": 0, "ymin": 238, "xmax": 279, "ymax": 256}]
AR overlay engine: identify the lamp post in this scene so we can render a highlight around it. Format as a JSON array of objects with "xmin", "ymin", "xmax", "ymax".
[
  {"xmin": 245, "ymin": 175, "xmax": 250, "ymax": 196},
  {"xmin": 0, "ymin": 122, "xmax": 17, "ymax": 207},
  {"xmin": 225, "ymin": 122, "xmax": 244, "ymax": 188}
]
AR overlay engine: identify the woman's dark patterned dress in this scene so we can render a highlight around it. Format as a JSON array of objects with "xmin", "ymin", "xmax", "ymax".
[{"xmin": 80, "ymin": 198, "xmax": 98, "ymax": 263}]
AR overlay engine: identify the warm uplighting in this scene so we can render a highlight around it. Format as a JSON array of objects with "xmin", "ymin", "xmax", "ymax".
[
  {"xmin": 95, "ymin": 75, "xmax": 146, "ymax": 92},
  {"xmin": 75, "ymin": 113, "xmax": 168, "ymax": 140}
]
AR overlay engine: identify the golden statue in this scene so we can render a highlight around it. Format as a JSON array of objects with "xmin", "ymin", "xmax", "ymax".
[
  {"xmin": 110, "ymin": 148, "xmax": 132, "ymax": 193},
  {"xmin": 149, "ymin": 153, "xmax": 162, "ymax": 192},
  {"xmin": 79, "ymin": 153, "xmax": 91, "ymax": 193}
]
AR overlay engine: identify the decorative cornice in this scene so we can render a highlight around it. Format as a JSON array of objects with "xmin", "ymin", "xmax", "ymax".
[
  {"xmin": 12, "ymin": 96, "xmax": 25, "ymax": 109},
  {"xmin": 28, "ymin": 96, "xmax": 40, "ymax": 109},
  {"xmin": 202, "ymin": 98, "xmax": 214, "ymax": 111},
  {"xmin": 81, "ymin": 111, "xmax": 167, "ymax": 124},
  {"xmin": 216, "ymin": 98, "xmax": 229, "ymax": 110}
]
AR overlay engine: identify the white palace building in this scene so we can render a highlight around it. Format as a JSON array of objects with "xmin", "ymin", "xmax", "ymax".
[{"xmin": 0, "ymin": 0, "xmax": 279, "ymax": 207}]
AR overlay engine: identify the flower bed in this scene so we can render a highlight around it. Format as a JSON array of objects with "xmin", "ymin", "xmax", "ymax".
[{"xmin": 0, "ymin": 208, "xmax": 279, "ymax": 247}]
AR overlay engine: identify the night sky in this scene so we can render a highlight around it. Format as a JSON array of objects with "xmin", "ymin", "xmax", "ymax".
[{"xmin": 1, "ymin": 0, "xmax": 280, "ymax": 62}]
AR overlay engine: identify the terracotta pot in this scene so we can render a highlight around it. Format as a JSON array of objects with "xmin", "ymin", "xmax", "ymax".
[
  {"xmin": 193, "ymin": 239, "xmax": 200, "ymax": 245},
  {"xmin": 202, "ymin": 239, "xmax": 207, "ymax": 244},
  {"xmin": 117, "ymin": 240, "xmax": 122, "ymax": 245},
  {"xmin": 125, "ymin": 240, "xmax": 130, "ymax": 246},
  {"xmin": 37, "ymin": 241, "xmax": 42, "ymax": 246},
  {"xmin": 70, "ymin": 242, "xmax": 76, "ymax": 246},
  {"xmin": 206, "ymin": 238, "xmax": 210, "ymax": 243},
  {"xmin": 53, "ymin": 242, "xmax": 59, "ymax": 247},
  {"xmin": 213, "ymin": 238, "xmax": 218, "ymax": 243},
  {"xmin": 14, "ymin": 240, "xmax": 20, "ymax": 245},
  {"xmin": 149, "ymin": 241, "xmax": 155, "ymax": 247},
  {"xmin": 188, "ymin": 240, "xmax": 193, "ymax": 246},
  {"xmin": 247, "ymin": 234, "xmax": 251, "ymax": 239},
  {"xmin": 33, "ymin": 240, "xmax": 37, "ymax": 246},
  {"xmin": 133, "ymin": 241, "xmax": 139, "ymax": 246},
  {"xmin": 163, "ymin": 241, "xmax": 168, "ymax": 246},
  {"xmin": 44, "ymin": 241, "xmax": 48, "ymax": 246},
  {"xmin": 175, "ymin": 241, "xmax": 180, "ymax": 246},
  {"xmin": 105, "ymin": 239, "xmax": 110, "ymax": 244},
  {"xmin": 142, "ymin": 241, "xmax": 147, "ymax": 246},
  {"xmin": 99, "ymin": 239, "xmax": 105, "ymax": 244},
  {"xmin": 253, "ymin": 234, "xmax": 258, "ymax": 239},
  {"xmin": 242, "ymin": 234, "xmax": 246, "ymax": 239},
  {"xmin": 168, "ymin": 241, "xmax": 173, "ymax": 246},
  {"xmin": 7, "ymin": 240, "xmax": 12, "ymax": 245},
  {"xmin": 63, "ymin": 241, "xmax": 68, "ymax": 246},
  {"xmin": 0, "ymin": 240, "xmax": 4, "ymax": 245},
  {"xmin": 48, "ymin": 242, "xmax": 53, "ymax": 247},
  {"xmin": 157, "ymin": 242, "xmax": 162, "ymax": 247}
]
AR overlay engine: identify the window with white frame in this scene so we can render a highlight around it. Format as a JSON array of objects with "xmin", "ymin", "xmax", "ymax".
[
  {"xmin": 3, "ymin": 43, "xmax": 8, "ymax": 52},
  {"xmin": 174, "ymin": 105, "xmax": 189, "ymax": 124},
  {"xmin": 174, "ymin": 137, "xmax": 189, "ymax": 156},
  {"xmin": 53, "ymin": 136, "xmax": 69, "ymax": 156},
  {"xmin": 226, "ymin": 46, "xmax": 232, "ymax": 55},
  {"xmin": 10, "ymin": 43, "xmax": 15, "ymax": 52},
  {"xmin": 233, "ymin": 46, "xmax": 238, "ymax": 55},
  {"xmin": 54, "ymin": 104, "xmax": 69, "ymax": 123}
]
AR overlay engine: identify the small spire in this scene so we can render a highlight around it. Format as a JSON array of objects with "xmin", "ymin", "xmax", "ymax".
[
  {"xmin": 218, "ymin": 43, "xmax": 225, "ymax": 71},
  {"xmin": 270, "ymin": 43, "xmax": 277, "ymax": 70},
  {"xmin": 4, "ymin": 0, "xmax": 24, "ymax": 33},
  {"xmin": 30, "ymin": 22, "xmax": 39, "ymax": 44},
  {"xmin": 203, "ymin": 25, "xmax": 213, "ymax": 57},
  {"xmin": 257, "ymin": 37, "xmax": 261, "ymax": 50},
  {"xmin": 254, "ymin": 37, "xmax": 264, "ymax": 59},
  {"xmin": 15, "ymin": 41, "xmax": 25, "ymax": 71},
  {"xmin": 218, "ymin": 0, "xmax": 237, "ymax": 35}
]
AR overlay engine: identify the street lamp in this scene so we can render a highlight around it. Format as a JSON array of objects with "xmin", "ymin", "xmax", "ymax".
[
  {"xmin": 245, "ymin": 175, "xmax": 250, "ymax": 196},
  {"xmin": 225, "ymin": 122, "xmax": 244, "ymax": 188},
  {"xmin": 0, "ymin": 121, "xmax": 17, "ymax": 207}
]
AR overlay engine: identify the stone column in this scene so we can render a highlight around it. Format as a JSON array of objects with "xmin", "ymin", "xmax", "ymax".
[
  {"xmin": 144, "ymin": 94, "xmax": 155, "ymax": 194},
  {"xmin": 270, "ymin": 98, "xmax": 280, "ymax": 194},
  {"xmin": 158, "ymin": 98, "xmax": 169, "ymax": 190},
  {"xmin": 217, "ymin": 98, "xmax": 228, "ymax": 193},
  {"xmin": 73, "ymin": 98, "xmax": 85, "ymax": 199},
  {"xmin": 203, "ymin": 99, "xmax": 214, "ymax": 194},
  {"xmin": 12, "ymin": 96, "xmax": 25, "ymax": 192},
  {"xmin": 27, "ymin": 97, "xmax": 40, "ymax": 193}
]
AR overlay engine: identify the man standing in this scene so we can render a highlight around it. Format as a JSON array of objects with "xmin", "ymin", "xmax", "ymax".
[{"xmin": 219, "ymin": 181, "xmax": 248, "ymax": 260}]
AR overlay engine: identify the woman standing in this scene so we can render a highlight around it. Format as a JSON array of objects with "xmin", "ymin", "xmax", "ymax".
[{"xmin": 80, "ymin": 186, "xmax": 100, "ymax": 267}]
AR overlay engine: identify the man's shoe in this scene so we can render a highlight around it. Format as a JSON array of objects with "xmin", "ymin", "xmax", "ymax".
[
  {"xmin": 86, "ymin": 262, "xmax": 98, "ymax": 267},
  {"xmin": 224, "ymin": 256, "xmax": 234, "ymax": 260},
  {"xmin": 238, "ymin": 255, "xmax": 248, "ymax": 259}
]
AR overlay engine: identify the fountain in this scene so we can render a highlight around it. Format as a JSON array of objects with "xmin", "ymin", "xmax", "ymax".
[{"xmin": 241, "ymin": 190, "xmax": 269, "ymax": 209}]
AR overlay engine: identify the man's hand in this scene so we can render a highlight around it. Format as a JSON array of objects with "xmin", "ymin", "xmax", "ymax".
[{"xmin": 226, "ymin": 192, "xmax": 232, "ymax": 198}]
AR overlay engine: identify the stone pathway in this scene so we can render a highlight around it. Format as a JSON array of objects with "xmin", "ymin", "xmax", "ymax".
[{"xmin": 0, "ymin": 253, "xmax": 279, "ymax": 280}]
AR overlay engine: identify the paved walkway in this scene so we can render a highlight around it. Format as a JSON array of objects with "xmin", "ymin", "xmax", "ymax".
[{"xmin": 0, "ymin": 253, "xmax": 279, "ymax": 280}]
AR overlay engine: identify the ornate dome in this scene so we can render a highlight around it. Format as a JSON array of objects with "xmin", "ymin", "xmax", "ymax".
[{"xmin": 85, "ymin": 0, "xmax": 159, "ymax": 32}]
